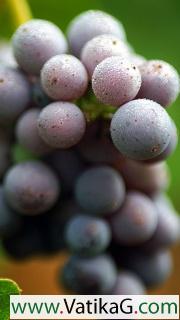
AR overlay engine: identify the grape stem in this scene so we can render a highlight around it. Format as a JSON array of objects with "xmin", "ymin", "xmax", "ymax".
[{"xmin": 7, "ymin": 0, "xmax": 32, "ymax": 28}]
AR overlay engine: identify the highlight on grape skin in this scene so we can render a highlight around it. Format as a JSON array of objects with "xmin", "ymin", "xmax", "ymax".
[
  {"xmin": 38, "ymin": 101, "xmax": 86, "ymax": 148},
  {"xmin": 41, "ymin": 54, "xmax": 88, "ymax": 101},
  {"xmin": 92, "ymin": 56, "xmax": 142, "ymax": 106},
  {"xmin": 12, "ymin": 19, "xmax": 67, "ymax": 75}
]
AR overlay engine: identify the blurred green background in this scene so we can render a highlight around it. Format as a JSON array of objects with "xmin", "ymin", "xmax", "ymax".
[{"xmin": 0, "ymin": 0, "xmax": 180, "ymax": 210}]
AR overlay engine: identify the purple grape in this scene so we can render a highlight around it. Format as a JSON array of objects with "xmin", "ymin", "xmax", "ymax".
[
  {"xmin": 137, "ymin": 60, "xmax": 180, "ymax": 107},
  {"xmin": 44, "ymin": 148, "xmax": 85, "ymax": 194},
  {"xmin": 110, "ymin": 99, "xmax": 172, "ymax": 160},
  {"xmin": 61, "ymin": 254, "xmax": 118, "ymax": 294},
  {"xmin": 117, "ymin": 159, "xmax": 170, "ymax": 195},
  {"xmin": 81, "ymin": 34, "xmax": 129, "ymax": 77},
  {"xmin": 75, "ymin": 166, "xmax": 125, "ymax": 216},
  {"xmin": 65, "ymin": 214, "xmax": 111, "ymax": 256},
  {"xmin": 78, "ymin": 120, "xmax": 124, "ymax": 165},
  {"xmin": 112, "ymin": 271, "xmax": 146, "ymax": 294},
  {"xmin": 4, "ymin": 161, "xmax": 60, "ymax": 215},
  {"xmin": 41, "ymin": 54, "xmax": 88, "ymax": 100},
  {"xmin": 141, "ymin": 194, "xmax": 180, "ymax": 251},
  {"xmin": 92, "ymin": 56, "xmax": 141, "ymax": 106},
  {"xmin": 16, "ymin": 108, "xmax": 52, "ymax": 156},
  {"xmin": 12, "ymin": 19, "xmax": 67, "ymax": 75},
  {"xmin": 38, "ymin": 102, "xmax": 86, "ymax": 148},
  {"xmin": 0, "ymin": 66, "xmax": 31, "ymax": 124},
  {"xmin": 67, "ymin": 10, "xmax": 126, "ymax": 57},
  {"xmin": 110, "ymin": 191, "xmax": 158, "ymax": 245},
  {"xmin": 120, "ymin": 250, "xmax": 173, "ymax": 287},
  {"xmin": 145, "ymin": 120, "xmax": 178, "ymax": 163}
]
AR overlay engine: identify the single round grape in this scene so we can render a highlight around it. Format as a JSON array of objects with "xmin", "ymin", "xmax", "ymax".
[
  {"xmin": 12, "ymin": 19, "xmax": 67, "ymax": 75},
  {"xmin": 16, "ymin": 108, "xmax": 52, "ymax": 156},
  {"xmin": 41, "ymin": 54, "xmax": 88, "ymax": 101},
  {"xmin": 4, "ymin": 161, "xmax": 60, "ymax": 215},
  {"xmin": 110, "ymin": 191, "xmax": 158, "ymax": 245},
  {"xmin": 81, "ymin": 34, "xmax": 129, "ymax": 77},
  {"xmin": 110, "ymin": 99, "xmax": 172, "ymax": 160},
  {"xmin": 117, "ymin": 160, "xmax": 170, "ymax": 195},
  {"xmin": 75, "ymin": 166, "xmax": 125, "ymax": 215},
  {"xmin": 61, "ymin": 254, "xmax": 117, "ymax": 294},
  {"xmin": 67, "ymin": 10, "xmax": 126, "ymax": 57},
  {"xmin": 92, "ymin": 56, "xmax": 141, "ymax": 106},
  {"xmin": 112, "ymin": 271, "xmax": 146, "ymax": 295},
  {"xmin": 145, "ymin": 120, "xmax": 178, "ymax": 163},
  {"xmin": 32, "ymin": 80, "xmax": 52, "ymax": 108},
  {"xmin": 78, "ymin": 120, "xmax": 124, "ymax": 165},
  {"xmin": 0, "ymin": 187, "xmax": 21, "ymax": 237},
  {"xmin": 38, "ymin": 102, "xmax": 86, "ymax": 148},
  {"xmin": 0, "ymin": 66, "xmax": 31, "ymax": 124},
  {"xmin": 137, "ymin": 60, "xmax": 180, "ymax": 107},
  {"xmin": 65, "ymin": 215, "xmax": 111, "ymax": 256},
  {"xmin": 121, "ymin": 250, "xmax": 173, "ymax": 287},
  {"xmin": 45, "ymin": 149, "xmax": 85, "ymax": 194},
  {"xmin": 142, "ymin": 194, "xmax": 180, "ymax": 251}
]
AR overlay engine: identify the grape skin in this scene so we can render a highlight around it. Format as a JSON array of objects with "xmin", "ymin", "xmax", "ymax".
[
  {"xmin": 65, "ymin": 214, "xmax": 111, "ymax": 256},
  {"xmin": 112, "ymin": 271, "xmax": 146, "ymax": 295},
  {"xmin": 0, "ymin": 187, "xmax": 21, "ymax": 237},
  {"xmin": 41, "ymin": 54, "xmax": 88, "ymax": 101},
  {"xmin": 12, "ymin": 19, "xmax": 67, "ymax": 75},
  {"xmin": 137, "ymin": 60, "xmax": 180, "ymax": 107},
  {"xmin": 81, "ymin": 34, "xmax": 129, "ymax": 77},
  {"xmin": 141, "ymin": 194, "xmax": 180, "ymax": 251},
  {"xmin": 4, "ymin": 161, "xmax": 60, "ymax": 215},
  {"xmin": 61, "ymin": 254, "xmax": 118, "ymax": 294},
  {"xmin": 92, "ymin": 56, "xmax": 141, "ymax": 106},
  {"xmin": 44, "ymin": 149, "xmax": 85, "ymax": 195},
  {"xmin": 38, "ymin": 102, "xmax": 86, "ymax": 148},
  {"xmin": 110, "ymin": 191, "xmax": 158, "ymax": 245},
  {"xmin": 32, "ymin": 80, "xmax": 52, "ymax": 108},
  {"xmin": 16, "ymin": 108, "xmax": 52, "ymax": 156},
  {"xmin": 67, "ymin": 10, "xmax": 126, "ymax": 57},
  {"xmin": 110, "ymin": 99, "xmax": 172, "ymax": 160},
  {"xmin": 115, "ymin": 159, "xmax": 170, "ymax": 195},
  {"xmin": 0, "ymin": 66, "xmax": 31, "ymax": 124},
  {"xmin": 75, "ymin": 166, "xmax": 125, "ymax": 216}
]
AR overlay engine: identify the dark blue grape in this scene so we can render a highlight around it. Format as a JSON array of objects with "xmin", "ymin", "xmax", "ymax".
[
  {"xmin": 65, "ymin": 215, "xmax": 111, "ymax": 256},
  {"xmin": 61, "ymin": 254, "xmax": 118, "ymax": 294},
  {"xmin": 75, "ymin": 166, "xmax": 125, "ymax": 215},
  {"xmin": 32, "ymin": 80, "xmax": 52, "ymax": 108}
]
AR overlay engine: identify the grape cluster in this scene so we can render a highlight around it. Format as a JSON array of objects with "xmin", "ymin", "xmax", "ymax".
[{"xmin": 0, "ymin": 10, "xmax": 179, "ymax": 296}]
